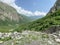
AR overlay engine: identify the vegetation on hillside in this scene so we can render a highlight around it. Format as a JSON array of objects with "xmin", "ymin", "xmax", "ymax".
[{"xmin": 15, "ymin": 9, "xmax": 60, "ymax": 32}]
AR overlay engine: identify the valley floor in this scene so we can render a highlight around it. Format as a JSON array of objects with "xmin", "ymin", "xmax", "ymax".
[{"xmin": 0, "ymin": 31, "xmax": 60, "ymax": 45}]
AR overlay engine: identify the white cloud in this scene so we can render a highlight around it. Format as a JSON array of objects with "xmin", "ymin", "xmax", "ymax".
[
  {"xmin": 0, "ymin": 0, "xmax": 47, "ymax": 16},
  {"xmin": 0, "ymin": 0, "xmax": 15, "ymax": 4},
  {"xmin": 34, "ymin": 11, "xmax": 46, "ymax": 16}
]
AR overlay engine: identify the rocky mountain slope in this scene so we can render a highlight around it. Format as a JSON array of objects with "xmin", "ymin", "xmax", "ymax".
[
  {"xmin": 0, "ymin": 2, "xmax": 30, "ymax": 26},
  {"xmin": 0, "ymin": 2, "xmax": 32, "ymax": 32},
  {"xmin": 0, "ymin": 0, "xmax": 60, "ymax": 45},
  {"xmin": 48, "ymin": 0, "xmax": 60, "ymax": 13}
]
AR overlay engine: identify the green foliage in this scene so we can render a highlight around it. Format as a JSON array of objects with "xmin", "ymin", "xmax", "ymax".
[{"xmin": 15, "ymin": 9, "xmax": 60, "ymax": 32}]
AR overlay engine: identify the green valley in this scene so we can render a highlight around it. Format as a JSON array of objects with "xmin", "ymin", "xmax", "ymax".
[{"xmin": 15, "ymin": 9, "xmax": 60, "ymax": 33}]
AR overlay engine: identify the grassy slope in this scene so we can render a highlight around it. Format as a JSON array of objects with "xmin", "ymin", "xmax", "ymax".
[{"xmin": 15, "ymin": 10, "xmax": 60, "ymax": 32}]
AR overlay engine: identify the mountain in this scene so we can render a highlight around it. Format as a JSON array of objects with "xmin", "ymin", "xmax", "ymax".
[
  {"xmin": 0, "ymin": 2, "xmax": 31, "ymax": 25},
  {"xmin": 15, "ymin": 0, "xmax": 60, "ymax": 33},
  {"xmin": 29, "ymin": 15, "xmax": 45, "ymax": 20},
  {"xmin": 48, "ymin": 0, "xmax": 60, "ymax": 13},
  {"xmin": 0, "ymin": 2, "xmax": 31, "ymax": 32}
]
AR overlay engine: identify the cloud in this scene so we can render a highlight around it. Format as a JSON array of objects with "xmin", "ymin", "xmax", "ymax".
[
  {"xmin": 34, "ymin": 11, "xmax": 46, "ymax": 16},
  {"xmin": 0, "ymin": 0, "xmax": 15, "ymax": 4},
  {"xmin": 0, "ymin": 0, "xmax": 47, "ymax": 16}
]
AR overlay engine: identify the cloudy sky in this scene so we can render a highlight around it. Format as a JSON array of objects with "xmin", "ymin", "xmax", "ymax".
[{"xmin": 0, "ymin": 0, "xmax": 56, "ymax": 16}]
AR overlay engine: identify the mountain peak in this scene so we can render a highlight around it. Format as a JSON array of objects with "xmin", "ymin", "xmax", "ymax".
[{"xmin": 48, "ymin": 0, "xmax": 60, "ymax": 13}]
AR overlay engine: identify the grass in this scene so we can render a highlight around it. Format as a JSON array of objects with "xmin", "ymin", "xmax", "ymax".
[{"xmin": 0, "ymin": 26, "xmax": 15, "ymax": 32}]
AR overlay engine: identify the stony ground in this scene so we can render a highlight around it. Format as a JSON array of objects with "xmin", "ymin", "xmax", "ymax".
[{"xmin": 0, "ymin": 31, "xmax": 60, "ymax": 45}]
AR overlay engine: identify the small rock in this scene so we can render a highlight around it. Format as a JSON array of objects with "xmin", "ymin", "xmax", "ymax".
[
  {"xmin": 48, "ymin": 41, "xmax": 52, "ymax": 44},
  {"xmin": 0, "ymin": 41, "xmax": 3, "ymax": 44},
  {"xmin": 53, "ymin": 35, "xmax": 57, "ymax": 38},
  {"xmin": 55, "ymin": 38, "xmax": 60, "ymax": 43}
]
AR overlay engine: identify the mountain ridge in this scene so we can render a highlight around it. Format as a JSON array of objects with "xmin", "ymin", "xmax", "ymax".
[
  {"xmin": 0, "ymin": 2, "xmax": 31, "ymax": 32},
  {"xmin": 48, "ymin": 0, "xmax": 60, "ymax": 14},
  {"xmin": 15, "ymin": 0, "xmax": 60, "ymax": 33},
  {"xmin": 0, "ymin": 2, "xmax": 31, "ymax": 26}
]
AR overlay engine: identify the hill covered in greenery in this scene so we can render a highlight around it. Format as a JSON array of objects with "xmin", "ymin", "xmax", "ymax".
[{"xmin": 15, "ymin": 9, "xmax": 60, "ymax": 32}]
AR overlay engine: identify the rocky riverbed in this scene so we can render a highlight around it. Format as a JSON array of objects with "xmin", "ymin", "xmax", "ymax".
[{"xmin": 0, "ymin": 31, "xmax": 60, "ymax": 45}]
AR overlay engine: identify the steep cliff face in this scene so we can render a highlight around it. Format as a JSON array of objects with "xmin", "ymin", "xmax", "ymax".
[
  {"xmin": 0, "ymin": 2, "xmax": 19, "ymax": 22},
  {"xmin": 49, "ymin": 0, "xmax": 60, "ymax": 13},
  {"xmin": 0, "ymin": 2, "xmax": 30, "ymax": 25}
]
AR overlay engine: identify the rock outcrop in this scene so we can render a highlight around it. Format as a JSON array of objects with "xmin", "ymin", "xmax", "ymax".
[
  {"xmin": 0, "ymin": 2, "xmax": 30, "ymax": 25},
  {"xmin": 48, "ymin": 0, "xmax": 60, "ymax": 13}
]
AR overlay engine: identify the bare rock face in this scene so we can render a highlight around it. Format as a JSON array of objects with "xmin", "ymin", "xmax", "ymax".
[
  {"xmin": 0, "ymin": 2, "xmax": 29, "ymax": 25},
  {"xmin": 0, "ymin": 2, "xmax": 20, "ymax": 22},
  {"xmin": 48, "ymin": 0, "xmax": 60, "ymax": 13}
]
